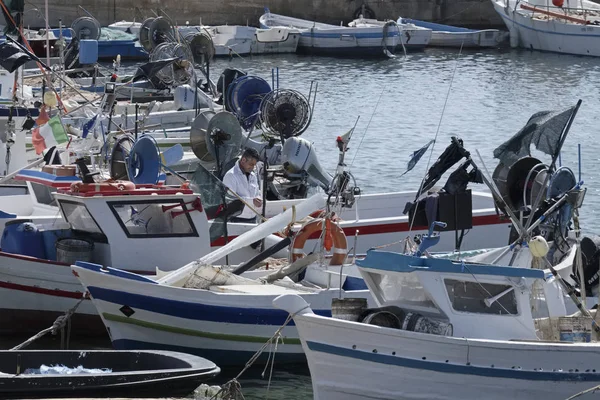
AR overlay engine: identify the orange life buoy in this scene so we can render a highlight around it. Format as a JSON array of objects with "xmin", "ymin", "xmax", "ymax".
[
  {"xmin": 70, "ymin": 180, "xmax": 136, "ymax": 194},
  {"xmin": 291, "ymin": 218, "xmax": 348, "ymax": 265}
]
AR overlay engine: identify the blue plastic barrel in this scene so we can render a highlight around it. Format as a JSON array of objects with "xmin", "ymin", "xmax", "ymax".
[
  {"xmin": 79, "ymin": 39, "xmax": 99, "ymax": 64},
  {"xmin": 1, "ymin": 221, "xmax": 46, "ymax": 259}
]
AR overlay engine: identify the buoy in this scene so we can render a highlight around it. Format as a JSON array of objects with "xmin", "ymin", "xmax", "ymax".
[
  {"xmin": 552, "ymin": 0, "xmax": 564, "ymax": 7},
  {"xmin": 43, "ymin": 91, "xmax": 58, "ymax": 107},
  {"xmin": 291, "ymin": 218, "xmax": 348, "ymax": 265},
  {"xmin": 529, "ymin": 236, "xmax": 549, "ymax": 258}
]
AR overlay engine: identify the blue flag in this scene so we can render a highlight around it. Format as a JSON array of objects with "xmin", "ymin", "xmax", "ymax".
[
  {"xmin": 82, "ymin": 115, "xmax": 98, "ymax": 138},
  {"xmin": 401, "ymin": 140, "xmax": 434, "ymax": 177}
]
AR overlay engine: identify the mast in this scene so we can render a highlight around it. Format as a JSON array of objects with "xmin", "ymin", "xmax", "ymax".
[{"xmin": 44, "ymin": 0, "xmax": 50, "ymax": 66}]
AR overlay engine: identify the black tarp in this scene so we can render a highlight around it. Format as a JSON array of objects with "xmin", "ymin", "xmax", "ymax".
[
  {"xmin": 0, "ymin": 40, "xmax": 34, "ymax": 72},
  {"xmin": 418, "ymin": 137, "xmax": 469, "ymax": 197},
  {"xmin": 493, "ymin": 106, "xmax": 575, "ymax": 167},
  {"xmin": 132, "ymin": 58, "xmax": 178, "ymax": 83},
  {"xmin": 1, "ymin": 0, "xmax": 24, "ymax": 35}
]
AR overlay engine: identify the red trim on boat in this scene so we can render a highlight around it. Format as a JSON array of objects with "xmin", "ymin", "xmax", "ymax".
[
  {"xmin": 335, "ymin": 213, "xmax": 509, "ymax": 238},
  {"xmin": 209, "ymin": 214, "xmax": 508, "ymax": 245},
  {"xmin": 0, "ymin": 281, "xmax": 86, "ymax": 299}
]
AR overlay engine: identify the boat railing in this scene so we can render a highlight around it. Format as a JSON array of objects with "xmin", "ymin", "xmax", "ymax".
[{"xmin": 520, "ymin": 1, "xmax": 600, "ymax": 25}]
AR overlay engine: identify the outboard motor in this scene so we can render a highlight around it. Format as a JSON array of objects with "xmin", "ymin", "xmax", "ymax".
[
  {"xmin": 575, "ymin": 236, "xmax": 600, "ymax": 296},
  {"xmin": 281, "ymin": 137, "xmax": 332, "ymax": 190}
]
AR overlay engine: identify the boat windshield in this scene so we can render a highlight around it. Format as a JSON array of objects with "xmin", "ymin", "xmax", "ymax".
[
  {"xmin": 108, "ymin": 199, "xmax": 198, "ymax": 238},
  {"xmin": 59, "ymin": 201, "xmax": 103, "ymax": 234},
  {"xmin": 367, "ymin": 271, "xmax": 438, "ymax": 310}
]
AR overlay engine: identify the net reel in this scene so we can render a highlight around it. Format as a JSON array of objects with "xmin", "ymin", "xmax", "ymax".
[{"xmin": 259, "ymin": 89, "xmax": 312, "ymax": 140}]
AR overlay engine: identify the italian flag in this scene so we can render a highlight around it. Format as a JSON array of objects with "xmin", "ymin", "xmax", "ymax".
[{"xmin": 32, "ymin": 116, "xmax": 68, "ymax": 154}]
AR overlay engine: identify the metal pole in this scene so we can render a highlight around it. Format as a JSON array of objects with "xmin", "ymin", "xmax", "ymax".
[{"xmin": 44, "ymin": 0, "xmax": 50, "ymax": 67}]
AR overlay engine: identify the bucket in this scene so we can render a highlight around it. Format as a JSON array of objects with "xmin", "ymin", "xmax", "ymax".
[
  {"xmin": 331, "ymin": 298, "xmax": 367, "ymax": 322},
  {"xmin": 559, "ymin": 317, "xmax": 592, "ymax": 343},
  {"xmin": 56, "ymin": 238, "xmax": 94, "ymax": 264},
  {"xmin": 402, "ymin": 312, "xmax": 453, "ymax": 336},
  {"xmin": 362, "ymin": 311, "xmax": 402, "ymax": 329}
]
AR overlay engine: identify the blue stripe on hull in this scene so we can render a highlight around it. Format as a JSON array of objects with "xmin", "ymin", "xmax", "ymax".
[
  {"xmin": 113, "ymin": 339, "xmax": 307, "ymax": 366},
  {"xmin": 307, "ymin": 341, "xmax": 600, "ymax": 382},
  {"xmin": 300, "ymin": 32, "xmax": 399, "ymax": 39},
  {"xmin": 0, "ymin": 107, "xmax": 39, "ymax": 118},
  {"xmin": 88, "ymin": 286, "xmax": 332, "ymax": 325},
  {"xmin": 296, "ymin": 46, "xmax": 395, "ymax": 57}
]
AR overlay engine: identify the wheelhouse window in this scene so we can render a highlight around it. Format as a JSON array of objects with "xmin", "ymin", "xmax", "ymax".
[
  {"xmin": 365, "ymin": 271, "xmax": 438, "ymax": 310},
  {"xmin": 444, "ymin": 279, "xmax": 518, "ymax": 315},
  {"xmin": 59, "ymin": 201, "xmax": 103, "ymax": 234},
  {"xmin": 108, "ymin": 199, "xmax": 198, "ymax": 238},
  {"xmin": 31, "ymin": 182, "xmax": 57, "ymax": 206}
]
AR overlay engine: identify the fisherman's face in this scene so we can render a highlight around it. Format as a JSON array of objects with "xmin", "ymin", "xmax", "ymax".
[{"xmin": 240, "ymin": 157, "xmax": 257, "ymax": 173}]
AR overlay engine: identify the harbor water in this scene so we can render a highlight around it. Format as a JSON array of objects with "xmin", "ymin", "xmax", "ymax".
[{"xmin": 5, "ymin": 46, "xmax": 600, "ymax": 399}]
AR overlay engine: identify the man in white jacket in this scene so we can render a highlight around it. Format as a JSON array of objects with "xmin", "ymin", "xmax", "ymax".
[{"xmin": 222, "ymin": 148, "xmax": 262, "ymax": 223}]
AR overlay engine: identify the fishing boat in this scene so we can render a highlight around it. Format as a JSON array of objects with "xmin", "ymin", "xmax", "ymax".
[
  {"xmin": 259, "ymin": 11, "xmax": 400, "ymax": 57},
  {"xmin": 52, "ymin": 26, "xmax": 148, "ymax": 61},
  {"xmin": 0, "ymin": 350, "xmax": 219, "ymax": 399},
  {"xmin": 491, "ymin": 0, "xmax": 600, "ymax": 56},
  {"xmin": 272, "ymin": 101, "xmax": 600, "ymax": 399},
  {"xmin": 0, "ymin": 150, "xmax": 293, "ymax": 336},
  {"xmin": 348, "ymin": 17, "xmax": 433, "ymax": 51},
  {"xmin": 273, "ymin": 224, "xmax": 597, "ymax": 400},
  {"xmin": 399, "ymin": 18, "xmax": 507, "ymax": 48}
]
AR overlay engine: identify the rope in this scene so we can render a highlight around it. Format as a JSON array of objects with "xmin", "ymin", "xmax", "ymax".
[
  {"xmin": 565, "ymin": 384, "xmax": 600, "ymax": 400},
  {"xmin": 210, "ymin": 305, "xmax": 310, "ymax": 400},
  {"xmin": 408, "ymin": 42, "xmax": 464, "ymax": 234},
  {"xmin": 10, "ymin": 294, "xmax": 87, "ymax": 351},
  {"xmin": 348, "ymin": 88, "xmax": 385, "ymax": 170}
]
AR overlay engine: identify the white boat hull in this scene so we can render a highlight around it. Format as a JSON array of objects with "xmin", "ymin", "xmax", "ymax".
[
  {"xmin": 429, "ymin": 30, "xmax": 506, "ymax": 48},
  {"xmin": 492, "ymin": 0, "xmax": 600, "ymax": 56},
  {"xmin": 260, "ymin": 13, "xmax": 400, "ymax": 56},
  {"xmin": 181, "ymin": 25, "xmax": 299, "ymax": 56},
  {"xmin": 276, "ymin": 296, "xmax": 600, "ymax": 400},
  {"xmin": 399, "ymin": 28, "xmax": 432, "ymax": 50},
  {"xmin": 72, "ymin": 262, "xmax": 372, "ymax": 365}
]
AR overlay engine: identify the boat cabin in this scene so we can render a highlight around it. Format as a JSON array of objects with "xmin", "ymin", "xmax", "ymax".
[
  {"xmin": 1, "ymin": 169, "xmax": 210, "ymax": 273},
  {"xmin": 356, "ymin": 249, "xmax": 569, "ymax": 341}
]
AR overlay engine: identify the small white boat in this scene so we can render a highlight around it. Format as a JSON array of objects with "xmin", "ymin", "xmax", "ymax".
[
  {"xmin": 349, "ymin": 17, "xmax": 432, "ymax": 51},
  {"xmin": 491, "ymin": 0, "xmax": 600, "ymax": 56},
  {"xmin": 108, "ymin": 20, "xmax": 142, "ymax": 36},
  {"xmin": 259, "ymin": 11, "xmax": 400, "ymax": 57},
  {"xmin": 400, "ymin": 18, "xmax": 507, "ymax": 48},
  {"xmin": 178, "ymin": 25, "xmax": 300, "ymax": 56}
]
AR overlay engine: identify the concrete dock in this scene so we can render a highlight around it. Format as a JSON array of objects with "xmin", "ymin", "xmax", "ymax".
[{"xmin": 24, "ymin": 0, "xmax": 503, "ymax": 30}]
